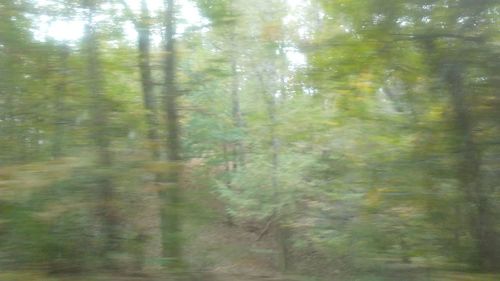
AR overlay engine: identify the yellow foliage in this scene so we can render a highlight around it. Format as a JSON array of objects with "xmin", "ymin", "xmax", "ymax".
[
  {"xmin": 34, "ymin": 201, "xmax": 89, "ymax": 223},
  {"xmin": 0, "ymin": 158, "xmax": 82, "ymax": 201},
  {"xmin": 350, "ymin": 72, "xmax": 375, "ymax": 93},
  {"xmin": 426, "ymin": 104, "xmax": 445, "ymax": 121},
  {"xmin": 365, "ymin": 187, "xmax": 383, "ymax": 206},
  {"xmin": 143, "ymin": 161, "xmax": 182, "ymax": 174},
  {"xmin": 261, "ymin": 22, "xmax": 283, "ymax": 42}
]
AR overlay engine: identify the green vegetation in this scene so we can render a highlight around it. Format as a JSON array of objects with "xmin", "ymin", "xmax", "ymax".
[{"xmin": 0, "ymin": 0, "xmax": 498, "ymax": 280}]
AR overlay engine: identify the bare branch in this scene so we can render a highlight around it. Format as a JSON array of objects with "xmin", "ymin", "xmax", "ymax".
[{"xmin": 256, "ymin": 213, "xmax": 276, "ymax": 241}]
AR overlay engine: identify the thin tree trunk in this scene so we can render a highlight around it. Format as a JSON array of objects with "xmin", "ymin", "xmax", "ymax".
[
  {"xmin": 273, "ymin": 77, "xmax": 291, "ymax": 273},
  {"xmin": 223, "ymin": 44, "xmax": 242, "ymax": 226},
  {"xmin": 138, "ymin": 0, "xmax": 160, "ymax": 161},
  {"xmin": 270, "ymin": 92, "xmax": 290, "ymax": 272},
  {"xmin": 230, "ymin": 55, "xmax": 244, "ymax": 168},
  {"xmin": 258, "ymin": 69, "xmax": 290, "ymax": 272},
  {"xmin": 161, "ymin": 0, "xmax": 183, "ymax": 271},
  {"xmin": 221, "ymin": 142, "xmax": 234, "ymax": 225},
  {"xmin": 83, "ymin": 4, "xmax": 119, "ymax": 266},
  {"xmin": 51, "ymin": 46, "xmax": 69, "ymax": 159}
]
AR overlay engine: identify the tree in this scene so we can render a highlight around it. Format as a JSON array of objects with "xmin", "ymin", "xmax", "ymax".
[
  {"xmin": 308, "ymin": 0, "xmax": 500, "ymax": 271},
  {"xmin": 82, "ymin": 0, "xmax": 120, "ymax": 266},
  {"xmin": 160, "ymin": 0, "xmax": 184, "ymax": 271}
]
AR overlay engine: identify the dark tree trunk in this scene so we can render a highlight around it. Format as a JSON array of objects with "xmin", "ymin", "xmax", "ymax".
[
  {"xmin": 134, "ymin": 0, "xmax": 162, "ymax": 272},
  {"xmin": 138, "ymin": 0, "xmax": 160, "ymax": 161},
  {"xmin": 161, "ymin": 0, "xmax": 183, "ymax": 271},
  {"xmin": 446, "ymin": 63, "xmax": 498, "ymax": 271}
]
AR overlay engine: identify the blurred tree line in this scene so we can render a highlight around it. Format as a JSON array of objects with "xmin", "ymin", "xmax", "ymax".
[{"xmin": 0, "ymin": 0, "xmax": 498, "ymax": 279}]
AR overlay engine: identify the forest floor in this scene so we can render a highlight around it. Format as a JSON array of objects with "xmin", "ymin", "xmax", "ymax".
[
  {"xmin": 2, "ymin": 171, "xmax": 499, "ymax": 281},
  {"xmin": 1, "ymin": 219, "xmax": 499, "ymax": 281}
]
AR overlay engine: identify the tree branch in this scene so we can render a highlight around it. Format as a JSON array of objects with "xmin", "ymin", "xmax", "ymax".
[{"xmin": 256, "ymin": 213, "xmax": 276, "ymax": 241}]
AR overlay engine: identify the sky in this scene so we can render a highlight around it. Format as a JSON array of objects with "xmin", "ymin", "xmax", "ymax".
[
  {"xmin": 35, "ymin": 0, "xmax": 204, "ymax": 41},
  {"xmin": 34, "ymin": 0, "xmax": 306, "ymax": 66}
]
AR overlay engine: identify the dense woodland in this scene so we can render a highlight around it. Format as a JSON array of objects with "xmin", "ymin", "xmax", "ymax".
[{"xmin": 0, "ymin": 0, "xmax": 499, "ymax": 280}]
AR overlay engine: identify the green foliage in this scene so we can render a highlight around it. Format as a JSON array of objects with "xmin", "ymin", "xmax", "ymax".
[
  {"xmin": 0, "ymin": 0, "xmax": 499, "ymax": 278},
  {"xmin": 196, "ymin": 0, "xmax": 239, "ymax": 26}
]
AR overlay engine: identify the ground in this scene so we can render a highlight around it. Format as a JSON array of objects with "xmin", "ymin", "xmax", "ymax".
[{"xmin": 1, "ymin": 169, "xmax": 499, "ymax": 281}]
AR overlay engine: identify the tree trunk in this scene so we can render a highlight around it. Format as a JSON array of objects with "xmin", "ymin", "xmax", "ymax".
[
  {"xmin": 51, "ymin": 46, "xmax": 69, "ymax": 159},
  {"xmin": 446, "ymin": 63, "xmax": 497, "ymax": 270},
  {"xmin": 161, "ymin": 0, "xmax": 183, "ymax": 271},
  {"xmin": 83, "ymin": 4, "xmax": 119, "ymax": 266},
  {"xmin": 230, "ymin": 55, "xmax": 244, "ymax": 168},
  {"xmin": 223, "ymin": 45, "xmax": 242, "ymax": 226},
  {"xmin": 138, "ymin": 0, "xmax": 160, "ymax": 161},
  {"xmin": 128, "ymin": 0, "xmax": 163, "ymax": 271},
  {"xmin": 221, "ymin": 142, "xmax": 234, "ymax": 225},
  {"xmin": 259, "ymin": 69, "xmax": 290, "ymax": 272}
]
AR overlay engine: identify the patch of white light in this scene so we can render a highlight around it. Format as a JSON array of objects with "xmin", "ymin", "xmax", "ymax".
[
  {"xmin": 34, "ymin": 0, "xmax": 305, "ymax": 67},
  {"xmin": 33, "ymin": 0, "xmax": 205, "ymax": 42},
  {"xmin": 34, "ymin": 15, "xmax": 84, "ymax": 42},
  {"xmin": 396, "ymin": 17, "xmax": 413, "ymax": 27},
  {"xmin": 286, "ymin": 47, "xmax": 306, "ymax": 67},
  {"xmin": 283, "ymin": 0, "xmax": 309, "ymax": 67}
]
